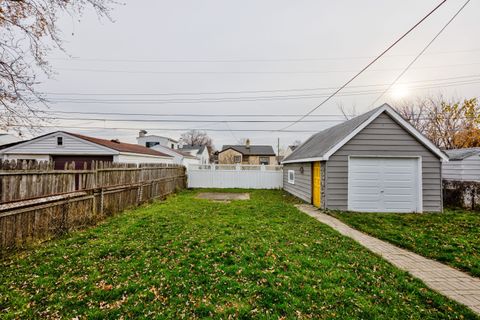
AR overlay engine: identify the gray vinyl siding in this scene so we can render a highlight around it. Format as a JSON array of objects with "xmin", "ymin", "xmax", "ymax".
[
  {"xmin": 442, "ymin": 156, "xmax": 480, "ymax": 182},
  {"xmin": 325, "ymin": 112, "xmax": 442, "ymax": 212},
  {"xmin": 283, "ymin": 163, "xmax": 311, "ymax": 203}
]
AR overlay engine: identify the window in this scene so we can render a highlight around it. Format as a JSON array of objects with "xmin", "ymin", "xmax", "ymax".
[
  {"xmin": 259, "ymin": 156, "xmax": 269, "ymax": 165},
  {"xmin": 171, "ymin": 143, "xmax": 175, "ymax": 149},
  {"xmin": 57, "ymin": 136, "xmax": 63, "ymax": 146},
  {"xmin": 146, "ymin": 141, "xmax": 159, "ymax": 148},
  {"xmin": 234, "ymin": 155, "xmax": 242, "ymax": 163},
  {"xmin": 288, "ymin": 170, "xmax": 295, "ymax": 184}
]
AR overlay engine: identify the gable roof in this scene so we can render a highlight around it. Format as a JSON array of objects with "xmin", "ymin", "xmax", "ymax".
[
  {"xmin": 1, "ymin": 131, "xmax": 172, "ymax": 158},
  {"xmin": 179, "ymin": 144, "xmax": 206, "ymax": 155},
  {"xmin": 444, "ymin": 148, "xmax": 480, "ymax": 161},
  {"xmin": 151, "ymin": 144, "xmax": 197, "ymax": 159},
  {"xmin": 140, "ymin": 135, "xmax": 178, "ymax": 143},
  {"xmin": 282, "ymin": 103, "xmax": 448, "ymax": 163},
  {"xmin": 220, "ymin": 145, "xmax": 275, "ymax": 156},
  {"xmin": 69, "ymin": 133, "xmax": 171, "ymax": 157}
]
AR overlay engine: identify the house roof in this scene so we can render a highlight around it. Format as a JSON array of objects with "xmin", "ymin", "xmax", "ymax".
[
  {"xmin": 69, "ymin": 133, "xmax": 171, "ymax": 157},
  {"xmin": 220, "ymin": 145, "xmax": 275, "ymax": 156},
  {"xmin": 444, "ymin": 148, "xmax": 480, "ymax": 161},
  {"xmin": 141, "ymin": 135, "xmax": 178, "ymax": 143},
  {"xmin": 282, "ymin": 103, "xmax": 448, "ymax": 164},
  {"xmin": 179, "ymin": 144, "xmax": 206, "ymax": 155},
  {"xmin": 153, "ymin": 145, "xmax": 197, "ymax": 159}
]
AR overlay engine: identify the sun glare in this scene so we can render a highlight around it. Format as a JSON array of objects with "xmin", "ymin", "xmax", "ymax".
[{"xmin": 390, "ymin": 84, "xmax": 410, "ymax": 100}]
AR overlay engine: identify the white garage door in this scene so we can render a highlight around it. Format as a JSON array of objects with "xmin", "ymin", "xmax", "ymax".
[{"xmin": 348, "ymin": 157, "xmax": 421, "ymax": 213}]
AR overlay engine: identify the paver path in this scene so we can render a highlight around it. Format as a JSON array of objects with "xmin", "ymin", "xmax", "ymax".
[{"xmin": 296, "ymin": 204, "xmax": 480, "ymax": 315}]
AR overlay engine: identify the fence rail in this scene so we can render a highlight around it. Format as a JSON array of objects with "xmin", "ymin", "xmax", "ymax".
[
  {"xmin": 188, "ymin": 164, "xmax": 283, "ymax": 189},
  {"xmin": 0, "ymin": 160, "xmax": 186, "ymax": 251}
]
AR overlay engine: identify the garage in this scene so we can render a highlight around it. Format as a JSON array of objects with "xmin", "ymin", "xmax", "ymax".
[
  {"xmin": 282, "ymin": 104, "xmax": 448, "ymax": 213},
  {"xmin": 348, "ymin": 157, "xmax": 421, "ymax": 213}
]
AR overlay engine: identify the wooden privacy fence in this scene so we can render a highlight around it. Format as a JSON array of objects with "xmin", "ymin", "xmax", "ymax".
[
  {"xmin": 188, "ymin": 164, "xmax": 283, "ymax": 189},
  {"xmin": 0, "ymin": 160, "xmax": 186, "ymax": 251}
]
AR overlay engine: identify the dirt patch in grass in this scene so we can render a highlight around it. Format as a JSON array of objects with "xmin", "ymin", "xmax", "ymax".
[{"xmin": 196, "ymin": 192, "xmax": 250, "ymax": 202}]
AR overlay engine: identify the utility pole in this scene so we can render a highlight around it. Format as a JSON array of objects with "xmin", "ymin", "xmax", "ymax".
[{"xmin": 277, "ymin": 137, "xmax": 280, "ymax": 164}]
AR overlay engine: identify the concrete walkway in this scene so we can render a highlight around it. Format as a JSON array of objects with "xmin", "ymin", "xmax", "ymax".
[{"xmin": 296, "ymin": 204, "xmax": 480, "ymax": 315}]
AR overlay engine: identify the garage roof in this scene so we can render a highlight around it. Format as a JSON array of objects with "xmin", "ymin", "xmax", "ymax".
[
  {"xmin": 282, "ymin": 103, "xmax": 448, "ymax": 163},
  {"xmin": 444, "ymin": 148, "xmax": 480, "ymax": 161},
  {"xmin": 221, "ymin": 145, "xmax": 275, "ymax": 156}
]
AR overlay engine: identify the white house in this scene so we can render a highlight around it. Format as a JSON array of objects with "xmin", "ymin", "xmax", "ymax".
[
  {"xmin": 136, "ymin": 130, "xmax": 179, "ymax": 149},
  {"xmin": 150, "ymin": 144, "xmax": 200, "ymax": 167},
  {"xmin": 443, "ymin": 148, "xmax": 480, "ymax": 182},
  {"xmin": 179, "ymin": 145, "xmax": 210, "ymax": 164},
  {"xmin": 0, "ymin": 131, "xmax": 174, "ymax": 169},
  {"xmin": 283, "ymin": 145, "xmax": 298, "ymax": 158}
]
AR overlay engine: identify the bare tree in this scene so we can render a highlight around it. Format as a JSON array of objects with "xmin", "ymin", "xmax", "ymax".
[
  {"xmin": 237, "ymin": 137, "xmax": 248, "ymax": 145},
  {"xmin": 391, "ymin": 95, "xmax": 480, "ymax": 149},
  {"xmin": 292, "ymin": 139, "xmax": 302, "ymax": 147},
  {"xmin": 0, "ymin": 0, "xmax": 115, "ymax": 133},
  {"xmin": 180, "ymin": 130, "xmax": 214, "ymax": 148}
]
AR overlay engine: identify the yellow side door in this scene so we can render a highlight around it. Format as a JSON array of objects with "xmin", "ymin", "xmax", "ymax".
[{"xmin": 312, "ymin": 162, "xmax": 321, "ymax": 208}]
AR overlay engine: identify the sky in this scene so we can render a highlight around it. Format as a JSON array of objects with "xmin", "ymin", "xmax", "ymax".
[{"xmin": 30, "ymin": 0, "xmax": 480, "ymax": 152}]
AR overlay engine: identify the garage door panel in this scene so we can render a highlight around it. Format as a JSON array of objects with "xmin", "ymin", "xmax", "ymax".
[{"xmin": 348, "ymin": 157, "xmax": 419, "ymax": 213}]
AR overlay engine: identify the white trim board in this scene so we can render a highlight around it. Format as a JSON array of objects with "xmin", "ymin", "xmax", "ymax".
[{"xmin": 283, "ymin": 104, "xmax": 448, "ymax": 164}]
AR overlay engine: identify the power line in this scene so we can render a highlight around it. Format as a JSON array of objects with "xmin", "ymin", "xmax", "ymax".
[
  {"xmin": 42, "ymin": 115, "xmax": 480, "ymax": 124},
  {"xmin": 279, "ymin": 0, "xmax": 448, "ymax": 131},
  {"xmin": 47, "ymin": 111, "xmax": 351, "ymax": 117},
  {"xmin": 55, "ymin": 61, "xmax": 480, "ymax": 75},
  {"xmin": 49, "ymin": 48, "xmax": 480, "ymax": 64},
  {"xmin": 43, "ymin": 116, "xmax": 348, "ymax": 123},
  {"xmin": 370, "ymin": 0, "xmax": 471, "ymax": 107},
  {"xmin": 44, "ymin": 78, "xmax": 480, "ymax": 105},
  {"xmin": 43, "ymin": 74, "xmax": 480, "ymax": 97},
  {"xmin": 6, "ymin": 124, "xmax": 320, "ymax": 133}
]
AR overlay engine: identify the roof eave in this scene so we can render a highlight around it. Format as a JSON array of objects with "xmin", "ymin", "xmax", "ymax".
[{"xmin": 282, "ymin": 157, "xmax": 326, "ymax": 164}]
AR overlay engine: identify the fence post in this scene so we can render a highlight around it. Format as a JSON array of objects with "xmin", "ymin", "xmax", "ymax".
[
  {"xmin": 137, "ymin": 164, "xmax": 144, "ymax": 204},
  {"xmin": 91, "ymin": 161, "xmax": 97, "ymax": 218}
]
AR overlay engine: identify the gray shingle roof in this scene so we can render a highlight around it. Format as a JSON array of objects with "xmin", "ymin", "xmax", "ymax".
[
  {"xmin": 179, "ymin": 144, "xmax": 206, "ymax": 155},
  {"xmin": 444, "ymin": 148, "xmax": 480, "ymax": 161},
  {"xmin": 283, "ymin": 106, "xmax": 382, "ymax": 162},
  {"xmin": 221, "ymin": 145, "xmax": 275, "ymax": 156}
]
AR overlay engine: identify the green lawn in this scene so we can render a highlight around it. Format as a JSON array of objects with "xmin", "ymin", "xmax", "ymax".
[
  {"xmin": 0, "ymin": 190, "xmax": 477, "ymax": 319},
  {"xmin": 330, "ymin": 209, "xmax": 480, "ymax": 278}
]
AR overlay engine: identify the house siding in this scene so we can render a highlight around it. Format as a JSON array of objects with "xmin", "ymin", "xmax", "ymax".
[
  {"xmin": 442, "ymin": 156, "xmax": 480, "ymax": 182},
  {"xmin": 283, "ymin": 162, "xmax": 312, "ymax": 203},
  {"xmin": 2, "ymin": 133, "xmax": 116, "ymax": 156},
  {"xmin": 326, "ymin": 112, "xmax": 442, "ymax": 212},
  {"xmin": 218, "ymin": 149, "xmax": 243, "ymax": 164}
]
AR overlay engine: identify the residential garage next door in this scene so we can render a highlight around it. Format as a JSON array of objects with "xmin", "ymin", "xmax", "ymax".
[{"xmin": 348, "ymin": 157, "xmax": 421, "ymax": 213}]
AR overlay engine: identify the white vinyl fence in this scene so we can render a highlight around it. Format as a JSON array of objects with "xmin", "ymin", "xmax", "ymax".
[{"xmin": 188, "ymin": 164, "xmax": 283, "ymax": 189}]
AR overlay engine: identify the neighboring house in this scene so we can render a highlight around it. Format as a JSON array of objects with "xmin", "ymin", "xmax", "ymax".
[
  {"xmin": 150, "ymin": 144, "xmax": 200, "ymax": 167},
  {"xmin": 0, "ymin": 131, "xmax": 174, "ymax": 169},
  {"xmin": 179, "ymin": 145, "xmax": 210, "ymax": 164},
  {"xmin": 136, "ymin": 130, "xmax": 179, "ymax": 149},
  {"xmin": 443, "ymin": 148, "xmax": 480, "ymax": 182},
  {"xmin": 0, "ymin": 133, "xmax": 21, "ymax": 146},
  {"xmin": 219, "ymin": 141, "xmax": 276, "ymax": 165},
  {"xmin": 282, "ymin": 104, "xmax": 448, "ymax": 213},
  {"xmin": 284, "ymin": 145, "xmax": 298, "ymax": 158}
]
